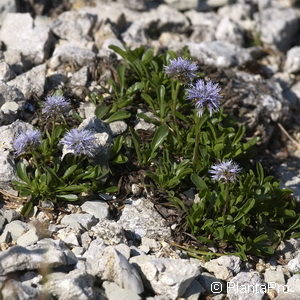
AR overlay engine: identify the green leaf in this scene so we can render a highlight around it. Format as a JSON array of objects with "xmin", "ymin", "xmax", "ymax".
[
  {"xmin": 16, "ymin": 162, "xmax": 30, "ymax": 184},
  {"xmin": 105, "ymin": 110, "xmax": 131, "ymax": 123},
  {"xmin": 95, "ymin": 103, "xmax": 111, "ymax": 120},
  {"xmin": 142, "ymin": 48, "xmax": 154, "ymax": 63},
  {"xmin": 150, "ymin": 125, "xmax": 169, "ymax": 158},
  {"xmin": 233, "ymin": 198, "xmax": 255, "ymax": 222},
  {"xmin": 256, "ymin": 163, "xmax": 264, "ymax": 185},
  {"xmin": 232, "ymin": 126, "xmax": 245, "ymax": 145},
  {"xmin": 57, "ymin": 184, "xmax": 87, "ymax": 192},
  {"xmin": 113, "ymin": 154, "xmax": 128, "ymax": 164},
  {"xmin": 62, "ymin": 165, "xmax": 78, "ymax": 180},
  {"xmin": 191, "ymin": 173, "xmax": 208, "ymax": 191},
  {"xmin": 21, "ymin": 201, "xmax": 33, "ymax": 217},
  {"xmin": 56, "ymin": 194, "xmax": 78, "ymax": 201}
]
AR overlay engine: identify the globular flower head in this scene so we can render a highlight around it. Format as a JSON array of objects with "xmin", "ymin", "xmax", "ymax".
[
  {"xmin": 209, "ymin": 160, "xmax": 241, "ymax": 183},
  {"xmin": 164, "ymin": 57, "xmax": 198, "ymax": 83},
  {"xmin": 42, "ymin": 95, "xmax": 71, "ymax": 118},
  {"xmin": 13, "ymin": 129, "xmax": 42, "ymax": 155},
  {"xmin": 186, "ymin": 79, "xmax": 221, "ymax": 116},
  {"xmin": 61, "ymin": 128, "xmax": 97, "ymax": 157}
]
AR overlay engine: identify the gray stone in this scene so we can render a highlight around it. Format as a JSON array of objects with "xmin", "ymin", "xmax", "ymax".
[
  {"xmin": 72, "ymin": 246, "xmax": 85, "ymax": 257},
  {"xmin": 119, "ymin": 0, "xmax": 149, "ymax": 11},
  {"xmin": 0, "ymin": 61, "xmax": 15, "ymax": 82},
  {"xmin": 122, "ymin": 21, "xmax": 148, "ymax": 48},
  {"xmin": 81, "ymin": 2, "xmax": 134, "ymax": 32},
  {"xmin": 130, "ymin": 255, "xmax": 200, "ymax": 299},
  {"xmin": 165, "ymin": 0, "xmax": 198, "ymax": 10},
  {"xmin": 258, "ymin": 7, "xmax": 299, "ymax": 52},
  {"xmin": 264, "ymin": 269, "xmax": 286, "ymax": 285},
  {"xmin": 81, "ymin": 200, "xmax": 109, "ymax": 220},
  {"xmin": 197, "ymin": 272, "xmax": 225, "ymax": 294},
  {"xmin": 93, "ymin": 246, "xmax": 144, "ymax": 294},
  {"xmin": 227, "ymin": 272, "xmax": 264, "ymax": 300},
  {"xmin": 57, "ymin": 227, "xmax": 81, "ymax": 247},
  {"xmin": 0, "ymin": 238, "xmax": 77, "ymax": 275},
  {"xmin": 117, "ymin": 197, "xmax": 171, "ymax": 241},
  {"xmin": 287, "ymin": 274, "xmax": 300, "ymax": 295},
  {"xmin": 43, "ymin": 269, "xmax": 96, "ymax": 300},
  {"xmin": 103, "ymin": 281, "xmax": 141, "ymax": 300},
  {"xmin": 4, "ymin": 220, "xmax": 31, "ymax": 241},
  {"xmin": 215, "ymin": 17, "xmax": 245, "ymax": 47},
  {"xmin": 113, "ymin": 243, "xmax": 131, "ymax": 260},
  {"xmin": 82, "ymin": 238, "xmax": 106, "ymax": 265},
  {"xmin": 288, "ymin": 252, "xmax": 300, "ymax": 273},
  {"xmin": 0, "ymin": 82, "xmax": 26, "ymax": 125},
  {"xmin": 89, "ymin": 219, "xmax": 127, "ymax": 245},
  {"xmin": 187, "ymin": 41, "xmax": 252, "ymax": 68},
  {"xmin": 218, "ymin": 3, "xmax": 254, "ymax": 30},
  {"xmin": 0, "ymin": 13, "xmax": 53, "ymax": 65},
  {"xmin": 284, "ymin": 46, "xmax": 300, "ymax": 74},
  {"xmin": 49, "ymin": 43, "xmax": 96, "ymax": 70},
  {"xmin": 0, "ymin": 215, "xmax": 5, "ymax": 233},
  {"xmin": 3, "ymin": 49, "xmax": 25, "ymax": 75},
  {"xmin": 94, "ymin": 20, "xmax": 118, "ymax": 49},
  {"xmin": 98, "ymin": 37, "xmax": 125, "ymax": 58},
  {"xmin": 16, "ymin": 228, "xmax": 40, "ymax": 247},
  {"xmin": 70, "ymin": 66, "xmax": 90, "ymax": 87},
  {"xmin": 182, "ymin": 279, "xmax": 205, "ymax": 300},
  {"xmin": 204, "ymin": 256, "xmax": 242, "ymax": 281},
  {"xmin": 80, "ymin": 231, "xmax": 92, "ymax": 250},
  {"xmin": 109, "ymin": 121, "xmax": 128, "ymax": 136},
  {"xmin": 78, "ymin": 102, "xmax": 96, "ymax": 119},
  {"xmin": 0, "ymin": 0, "xmax": 16, "ymax": 26},
  {"xmin": 51, "ymin": 11, "xmax": 96, "ymax": 42},
  {"xmin": 276, "ymin": 238, "xmax": 300, "ymax": 261},
  {"xmin": 134, "ymin": 109, "xmax": 157, "ymax": 132},
  {"xmin": 0, "ymin": 150, "xmax": 15, "ymax": 187},
  {"xmin": 275, "ymin": 293, "xmax": 300, "ymax": 300},
  {"xmin": 1, "ymin": 279, "xmax": 39, "ymax": 300},
  {"xmin": 277, "ymin": 161, "xmax": 300, "ymax": 202},
  {"xmin": 122, "ymin": 5, "xmax": 189, "ymax": 48},
  {"xmin": 7, "ymin": 64, "xmax": 46, "ymax": 99},
  {"xmin": 60, "ymin": 213, "xmax": 98, "ymax": 231},
  {"xmin": 0, "ymin": 230, "xmax": 11, "ymax": 243}
]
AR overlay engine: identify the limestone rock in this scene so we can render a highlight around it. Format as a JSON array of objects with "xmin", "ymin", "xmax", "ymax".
[
  {"xmin": 117, "ymin": 198, "xmax": 171, "ymax": 241},
  {"xmin": 0, "ymin": 239, "xmax": 77, "ymax": 275},
  {"xmin": 130, "ymin": 255, "xmax": 200, "ymax": 299},
  {"xmin": 0, "ymin": 13, "xmax": 53, "ymax": 65}
]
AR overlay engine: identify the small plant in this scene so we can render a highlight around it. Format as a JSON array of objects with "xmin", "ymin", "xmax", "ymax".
[
  {"xmin": 12, "ymin": 96, "xmax": 118, "ymax": 216},
  {"xmin": 103, "ymin": 46, "xmax": 300, "ymax": 259},
  {"xmin": 11, "ymin": 46, "xmax": 300, "ymax": 261}
]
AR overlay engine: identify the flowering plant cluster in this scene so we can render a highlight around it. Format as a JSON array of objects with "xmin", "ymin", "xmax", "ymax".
[
  {"xmin": 12, "ymin": 46, "xmax": 300, "ymax": 260},
  {"xmin": 12, "ymin": 95, "xmax": 120, "ymax": 215},
  {"xmin": 103, "ymin": 46, "xmax": 300, "ymax": 259}
]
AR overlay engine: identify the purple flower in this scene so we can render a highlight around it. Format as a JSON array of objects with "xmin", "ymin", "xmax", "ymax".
[
  {"xmin": 164, "ymin": 57, "xmax": 198, "ymax": 83},
  {"xmin": 209, "ymin": 160, "xmax": 241, "ymax": 183},
  {"xmin": 42, "ymin": 95, "xmax": 71, "ymax": 118},
  {"xmin": 61, "ymin": 129, "xmax": 97, "ymax": 157},
  {"xmin": 186, "ymin": 79, "xmax": 221, "ymax": 116},
  {"xmin": 13, "ymin": 129, "xmax": 42, "ymax": 155}
]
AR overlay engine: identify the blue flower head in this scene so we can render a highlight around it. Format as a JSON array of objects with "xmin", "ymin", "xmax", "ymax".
[
  {"xmin": 209, "ymin": 160, "xmax": 241, "ymax": 183},
  {"xmin": 164, "ymin": 57, "xmax": 198, "ymax": 83},
  {"xmin": 186, "ymin": 79, "xmax": 221, "ymax": 116},
  {"xmin": 42, "ymin": 95, "xmax": 71, "ymax": 118},
  {"xmin": 13, "ymin": 129, "xmax": 42, "ymax": 155},
  {"xmin": 61, "ymin": 128, "xmax": 97, "ymax": 157}
]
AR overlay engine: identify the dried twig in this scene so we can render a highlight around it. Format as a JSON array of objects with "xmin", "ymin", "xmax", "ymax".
[{"xmin": 278, "ymin": 122, "xmax": 300, "ymax": 149}]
